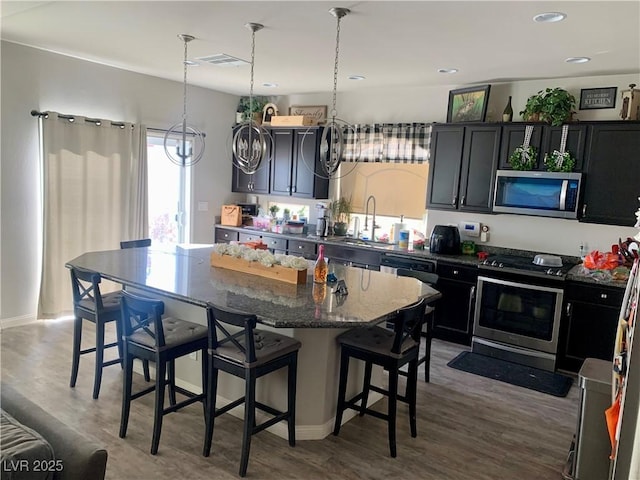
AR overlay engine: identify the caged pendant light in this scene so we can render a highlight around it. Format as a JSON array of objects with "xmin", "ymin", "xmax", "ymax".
[
  {"xmin": 231, "ymin": 23, "xmax": 272, "ymax": 180},
  {"xmin": 164, "ymin": 34, "xmax": 205, "ymax": 167},
  {"xmin": 315, "ymin": 7, "xmax": 360, "ymax": 178}
]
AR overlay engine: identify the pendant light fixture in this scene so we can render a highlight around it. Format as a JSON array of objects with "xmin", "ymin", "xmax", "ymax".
[
  {"xmin": 232, "ymin": 23, "xmax": 271, "ymax": 177},
  {"xmin": 164, "ymin": 34, "xmax": 205, "ymax": 167},
  {"xmin": 316, "ymin": 7, "xmax": 360, "ymax": 178}
]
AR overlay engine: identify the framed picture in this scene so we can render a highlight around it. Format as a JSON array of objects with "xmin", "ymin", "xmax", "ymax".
[
  {"xmin": 579, "ymin": 87, "xmax": 617, "ymax": 110},
  {"xmin": 288, "ymin": 105, "xmax": 328, "ymax": 124},
  {"xmin": 447, "ymin": 85, "xmax": 491, "ymax": 123},
  {"xmin": 262, "ymin": 103, "xmax": 279, "ymax": 125}
]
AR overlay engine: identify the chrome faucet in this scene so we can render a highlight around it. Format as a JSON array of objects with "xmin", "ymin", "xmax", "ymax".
[{"xmin": 364, "ymin": 195, "xmax": 378, "ymax": 241}]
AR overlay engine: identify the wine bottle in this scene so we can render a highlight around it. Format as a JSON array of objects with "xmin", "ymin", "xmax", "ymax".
[
  {"xmin": 313, "ymin": 244, "xmax": 328, "ymax": 283},
  {"xmin": 503, "ymin": 96, "xmax": 513, "ymax": 122}
]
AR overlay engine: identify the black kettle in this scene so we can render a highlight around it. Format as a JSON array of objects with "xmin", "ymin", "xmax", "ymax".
[{"xmin": 429, "ymin": 225, "xmax": 461, "ymax": 254}]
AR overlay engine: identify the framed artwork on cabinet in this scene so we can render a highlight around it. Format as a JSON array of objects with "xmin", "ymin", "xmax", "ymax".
[
  {"xmin": 579, "ymin": 87, "xmax": 617, "ymax": 110},
  {"xmin": 447, "ymin": 85, "xmax": 491, "ymax": 123},
  {"xmin": 288, "ymin": 105, "xmax": 327, "ymax": 124}
]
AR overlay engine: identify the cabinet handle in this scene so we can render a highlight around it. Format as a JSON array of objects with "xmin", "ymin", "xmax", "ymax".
[
  {"xmin": 452, "ymin": 195, "xmax": 457, "ymax": 206},
  {"xmin": 298, "ymin": 245, "xmax": 304, "ymax": 249},
  {"xmin": 453, "ymin": 270, "xmax": 459, "ymax": 275},
  {"xmin": 566, "ymin": 302, "xmax": 572, "ymax": 316},
  {"xmin": 600, "ymin": 293, "xmax": 608, "ymax": 299},
  {"xmin": 293, "ymin": 186, "xmax": 297, "ymax": 193},
  {"xmin": 582, "ymin": 204, "xmax": 587, "ymax": 216},
  {"xmin": 286, "ymin": 186, "xmax": 291, "ymax": 193},
  {"xmin": 461, "ymin": 196, "xmax": 466, "ymax": 206}
]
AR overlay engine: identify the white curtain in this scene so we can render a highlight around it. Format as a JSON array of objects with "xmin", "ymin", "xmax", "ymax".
[{"xmin": 38, "ymin": 112, "xmax": 147, "ymax": 318}]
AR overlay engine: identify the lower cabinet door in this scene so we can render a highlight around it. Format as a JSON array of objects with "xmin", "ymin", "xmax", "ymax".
[{"xmin": 432, "ymin": 278, "xmax": 475, "ymax": 346}]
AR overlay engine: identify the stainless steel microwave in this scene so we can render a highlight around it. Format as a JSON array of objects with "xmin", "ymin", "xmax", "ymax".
[{"xmin": 493, "ymin": 170, "xmax": 582, "ymax": 219}]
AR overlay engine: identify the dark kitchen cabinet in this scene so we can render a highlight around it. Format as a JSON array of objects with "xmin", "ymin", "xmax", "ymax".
[
  {"xmin": 287, "ymin": 239, "xmax": 317, "ymax": 260},
  {"xmin": 557, "ymin": 281, "xmax": 624, "ymax": 373},
  {"xmin": 432, "ymin": 262, "xmax": 478, "ymax": 345},
  {"xmin": 323, "ymin": 244, "xmax": 382, "ymax": 270},
  {"xmin": 580, "ymin": 122, "xmax": 640, "ymax": 226},
  {"xmin": 238, "ymin": 232, "xmax": 286, "ymax": 254},
  {"xmin": 214, "ymin": 227, "xmax": 239, "ymax": 244},
  {"xmin": 427, "ymin": 124, "xmax": 500, "ymax": 213},
  {"xmin": 498, "ymin": 123, "xmax": 587, "ymax": 171},
  {"xmin": 270, "ymin": 127, "xmax": 329, "ymax": 199},
  {"xmin": 231, "ymin": 126, "xmax": 271, "ymax": 193}
]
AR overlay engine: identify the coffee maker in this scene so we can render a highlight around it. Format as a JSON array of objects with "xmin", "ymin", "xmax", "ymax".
[{"xmin": 315, "ymin": 203, "xmax": 329, "ymax": 237}]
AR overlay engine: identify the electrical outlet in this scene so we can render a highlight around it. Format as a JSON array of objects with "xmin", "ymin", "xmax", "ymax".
[{"xmin": 188, "ymin": 351, "xmax": 198, "ymax": 361}]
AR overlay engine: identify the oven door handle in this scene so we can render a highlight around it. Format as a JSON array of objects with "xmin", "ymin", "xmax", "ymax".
[{"xmin": 468, "ymin": 285, "xmax": 476, "ymax": 318}]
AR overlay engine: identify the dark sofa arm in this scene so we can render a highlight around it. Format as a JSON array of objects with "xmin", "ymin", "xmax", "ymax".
[{"xmin": 1, "ymin": 383, "xmax": 107, "ymax": 480}]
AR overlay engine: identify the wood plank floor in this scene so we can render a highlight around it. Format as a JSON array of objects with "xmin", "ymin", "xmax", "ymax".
[{"xmin": 1, "ymin": 319, "xmax": 578, "ymax": 479}]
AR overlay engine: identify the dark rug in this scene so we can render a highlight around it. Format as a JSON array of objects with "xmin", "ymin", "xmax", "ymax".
[{"xmin": 447, "ymin": 351, "xmax": 573, "ymax": 397}]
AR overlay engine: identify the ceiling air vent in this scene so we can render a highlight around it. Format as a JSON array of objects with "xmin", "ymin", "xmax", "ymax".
[{"xmin": 197, "ymin": 53, "xmax": 249, "ymax": 67}]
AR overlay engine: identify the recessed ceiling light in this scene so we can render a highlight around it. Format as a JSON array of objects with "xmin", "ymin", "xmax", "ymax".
[
  {"xmin": 565, "ymin": 57, "xmax": 591, "ymax": 64},
  {"xmin": 262, "ymin": 82, "xmax": 279, "ymax": 88},
  {"xmin": 348, "ymin": 75, "xmax": 366, "ymax": 81},
  {"xmin": 533, "ymin": 12, "xmax": 567, "ymax": 23},
  {"xmin": 437, "ymin": 68, "xmax": 458, "ymax": 74}
]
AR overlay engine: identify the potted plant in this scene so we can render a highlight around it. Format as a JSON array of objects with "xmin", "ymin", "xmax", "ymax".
[
  {"xmin": 269, "ymin": 204, "xmax": 280, "ymax": 219},
  {"xmin": 237, "ymin": 96, "xmax": 270, "ymax": 123},
  {"xmin": 519, "ymin": 88, "xmax": 576, "ymax": 126},
  {"xmin": 330, "ymin": 196, "xmax": 352, "ymax": 236}
]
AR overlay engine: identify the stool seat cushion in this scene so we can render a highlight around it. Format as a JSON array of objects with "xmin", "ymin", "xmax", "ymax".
[
  {"xmin": 129, "ymin": 317, "xmax": 208, "ymax": 351},
  {"xmin": 78, "ymin": 290, "xmax": 122, "ymax": 313},
  {"xmin": 337, "ymin": 326, "xmax": 418, "ymax": 359},
  {"xmin": 214, "ymin": 330, "xmax": 301, "ymax": 367}
]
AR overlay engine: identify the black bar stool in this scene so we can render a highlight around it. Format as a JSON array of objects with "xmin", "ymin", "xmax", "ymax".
[
  {"xmin": 119, "ymin": 238, "xmax": 151, "ymax": 249},
  {"xmin": 203, "ymin": 303, "xmax": 301, "ymax": 477},
  {"xmin": 69, "ymin": 266, "xmax": 124, "ymax": 399},
  {"xmin": 118, "ymin": 291, "xmax": 208, "ymax": 455},
  {"xmin": 396, "ymin": 268, "xmax": 439, "ymax": 383},
  {"xmin": 333, "ymin": 298, "xmax": 429, "ymax": 457}
]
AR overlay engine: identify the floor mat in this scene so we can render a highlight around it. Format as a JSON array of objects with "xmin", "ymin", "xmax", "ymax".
[{"xmin": 447, "ymin": 351, "xmax": 573, "ymax": 397}]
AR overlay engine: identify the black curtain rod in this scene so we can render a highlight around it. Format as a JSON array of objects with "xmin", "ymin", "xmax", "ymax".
[
  {"xmin": 31, "ymin": 110, "xmax": 129, "ymax": 128},
  {"xmin": 147, "ymin": 126, "xmax": 206, "ymax": 138}
]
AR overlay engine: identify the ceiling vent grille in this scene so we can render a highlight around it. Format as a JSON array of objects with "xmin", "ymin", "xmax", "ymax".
[{"xmin": 197, "ymin": 53, "xmax": 248, "ymax": 67}]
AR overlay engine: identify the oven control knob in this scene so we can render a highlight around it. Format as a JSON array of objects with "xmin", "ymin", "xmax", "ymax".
[
  {"xmin": 556, "ymin": 270, "xmax": 563, "ymax": 276},
  {"xmin": 546, "ymin": 268, "xmax": 554, "ymax": 275},
  {"xmin": 491, "ymin": 260, "xmax": 498, "ymax": 266},
  {"xmin": 498, "ymin": 262, "xmax": 504, "ymax": 268}
]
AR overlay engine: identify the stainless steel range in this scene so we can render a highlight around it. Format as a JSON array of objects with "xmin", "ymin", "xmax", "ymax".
[{"xmin": 472, "ymin": 253, "xmax": 576, "ymax": 371}]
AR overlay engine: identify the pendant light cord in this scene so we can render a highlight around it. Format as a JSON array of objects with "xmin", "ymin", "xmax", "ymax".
[{"xmin": 331, "ymin": 14, "xmax": 342, "ymax": 120}]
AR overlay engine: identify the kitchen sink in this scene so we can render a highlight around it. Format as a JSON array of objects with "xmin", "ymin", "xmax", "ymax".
[{"xmin": 337, "ymin": 238, "xmax": 396, "ymax": 248}]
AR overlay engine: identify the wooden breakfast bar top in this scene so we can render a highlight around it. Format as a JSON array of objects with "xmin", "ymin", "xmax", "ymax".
[
  {"xmin": 66, "ymin": 244, "xmax": 441, "ymax": 440},
  {"xmin": 66, "ymin": 244, "xmax": 442, "ymax": 328}
]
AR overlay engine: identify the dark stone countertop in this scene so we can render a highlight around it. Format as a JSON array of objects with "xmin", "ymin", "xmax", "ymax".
[
  {"xmin": 66, "ymin": 245, "xmax": 441, "ymax": 328},
  {"xmin": 215, "ymin": 224, "xmax": 629, "ymax": 289}
]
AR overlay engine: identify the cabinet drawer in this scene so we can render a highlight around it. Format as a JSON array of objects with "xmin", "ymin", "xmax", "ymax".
[
  {"xmin": 288, "ymin": 240, "xmax": 317, "ymax": 259},
  {"xmin": 565, "ymin": 282, "xmax": 624, "ymax": 307},
  {"xmin": 261, "ymin": 235, "xmax": 287, "ymax": 251},
  {"xmin": 238, "ymin": 232, "xmax": 263, "ymax": 244},
  {"xmin": 436, "ymin": 262, "xmax": 478, "ymax": 283},
  {"xmin": 215, "ymin": 228, "xmax": 239, "ymax": 243}
]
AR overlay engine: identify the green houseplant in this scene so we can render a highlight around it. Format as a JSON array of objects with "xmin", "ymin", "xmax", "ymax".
[
  {"xmin": 519, "ymin": 88, "xmax": 576, "ymax": 126},
  {"xmin": 329, "ymin": 196, "xmax": 352, "ymax": 236},
  {"xmin": 237, "ymin": 96, "xmax": 270, "ymax": 122}
]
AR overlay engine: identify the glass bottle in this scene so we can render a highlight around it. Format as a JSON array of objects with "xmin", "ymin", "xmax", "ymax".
[
  {"xmin": 503, "ymin": 96, "xmax": 513, "ymax": 122},
  {"xmin": 314, "ymin": 244, "xmax": 328, "ymax": 283}
]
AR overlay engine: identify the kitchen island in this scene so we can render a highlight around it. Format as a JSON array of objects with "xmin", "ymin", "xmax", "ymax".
[{"xmin": 66, "ymin": 244, "xmax": 441, "ymax": 440}]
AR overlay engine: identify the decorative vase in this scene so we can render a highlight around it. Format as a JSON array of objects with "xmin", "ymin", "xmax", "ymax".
[{"xmin": 333, "ymin": 222, "xmax": 348, "ymax": 236}]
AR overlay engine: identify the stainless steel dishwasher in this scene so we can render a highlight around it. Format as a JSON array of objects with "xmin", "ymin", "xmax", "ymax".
[{"xmin": 380, "ymin": 253, "xmax": 437, "ymax": 275}]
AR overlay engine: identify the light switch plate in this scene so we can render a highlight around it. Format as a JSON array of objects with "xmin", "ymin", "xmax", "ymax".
[{"xmin": 198, "ymin": 201, "xmax": 209, "ymax": 212}]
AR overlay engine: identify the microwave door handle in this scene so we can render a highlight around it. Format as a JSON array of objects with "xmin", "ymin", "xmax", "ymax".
[{"xmin": 559, "ymin": 180, "xmax": 568, "ymax": 211}]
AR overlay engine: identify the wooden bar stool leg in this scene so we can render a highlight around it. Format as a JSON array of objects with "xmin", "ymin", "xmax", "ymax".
[
  {"xmin": 239, "ymin": 371, "xmax": 256, "ymax": 477},
  {"xmin": 150, "ymin": 358, "xmax": 166, "ymax": 455},
  {"xmin": 119, "ymin": 348, "xmax": 134, "ymax": 438},
  {"xmin": 115, "ymin": 317, "xmax": 124, "ymax": 368},
  {"xmin": 388, "ymin": 369, "xmax": 399, "ymax": 458},
  {"xmin": 93, "ymin": 321, "xmax": 106, "ymax": 399},
  {"xmin": 167, "ymin": 359, "xmax": 177, "ymax": 406},
  {"xmin": 333, "ymin": 349, "xmax": 350, "ymax": 436},
  {"xmin": 408, "ymin": 359, "xmax": 418, "ymax": 437},
  {"xmin": 201, "ymin": 348, "xmax": 208, "ymax": 419},
  {"xmin": 287, "ymin": 354, "xmax": 297, "ymax": 446},
  {"xmin": 142, "ymin": 360, "xmax": 151, "ymax": 382},
  {"xmin": 70, "ymin": 317, "xmax": 83, "ymax": 388},
  {"xmin": 360, "ymin": 360, "xmax": 373, "ymax": 416},
  {"xmin": 203, "ymin": 360, "xmax": 218, "ymax": 457}
]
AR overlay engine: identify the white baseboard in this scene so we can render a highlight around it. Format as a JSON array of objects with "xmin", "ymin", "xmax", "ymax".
[{"xmin": 0, "ymin": 314, "xmax": 37, "ymax": 330}]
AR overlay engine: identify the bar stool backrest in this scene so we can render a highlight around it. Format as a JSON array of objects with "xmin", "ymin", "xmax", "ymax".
[
  {"xmin": 207, "ymin": 305, "xmax": 258, "ymax": 364},
  {"xmin": 389, "ymin": 298, "xmax": 427, "ymax": 354},
  {"xmin": 70, "ymin": 267, "xmax": 106, "ymax": 313},
  {"xmin": 120, "ymin": 291, "xmax": 166, "ymax": 348},
  {"xmin": 120, "ymin": 238, "xmax": 151, "ymax": 249}
]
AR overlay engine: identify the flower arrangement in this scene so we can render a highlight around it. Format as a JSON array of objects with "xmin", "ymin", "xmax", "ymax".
[{"xmin": 212, "ymin": 243, "xmax": 308, "ymax": 270}]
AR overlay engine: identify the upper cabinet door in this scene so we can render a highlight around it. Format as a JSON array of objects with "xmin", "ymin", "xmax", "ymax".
[
  {"xmin": 426, "ymin": 125, "xmax": 465, "ymax": 210},
  {"xmin": 458, "ymin": 125, "xmax": 501, "ymax": 213},
  {"xmin": 581, "ymin": 123, "xmax": 640, "ymax": 226},
  {"xmin": 498, "ymin": 124, "xmax": 544, "ymax": 170},
  {"xmin": 231, "ymin": 127, "xmax": 271, "ymax": 193},
  {"xmin": 292, "ymin": 129, "xmax": 320, "ymax": 198},
  {"xmin": 541, "ymin": 124, "xmax": 589, "ymax": 172},
  {"xmin": 270, "ymin": 129, "xmax": 294, "ymax": 196}
]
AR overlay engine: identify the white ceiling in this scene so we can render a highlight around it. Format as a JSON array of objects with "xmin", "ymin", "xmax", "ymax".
[{"xmin": 2, "ymin": 1, "xmax": 639, "ymax": 97}]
